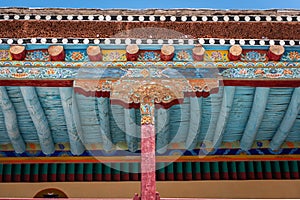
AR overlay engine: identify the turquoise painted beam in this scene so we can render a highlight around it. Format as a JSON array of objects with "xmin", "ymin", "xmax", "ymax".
[
  {"xmin": 0, "ymin": 87, "xmax": 25, "ymax": 153},
  {"xmin": 124, "ymin": 108, "xmax": 138, "ymax": 152},
  {"xmin": 212, "ymin": 86, "xmax": 236, "ymax": 148},
  {"xmin": 97, "ymin": 97, "xmax": 113, "ymax": 151},
  {"xmin": 270, "ymin": 87, "xmax": 300, "ymax": 150},
  {"xmin": 240, "ymin": 87, "xmax": 270, "ymax": 151},
  {"xmin": 20, "ymin": 87, "xmax": 54, "ymax": 155},
  {"xmin": 156, "ymin": 108, "xmax": 170, "ymax": 154},
  {"xmin": 203, "ymin": 87, "xmax": 224, "ymax": 143},
  {"xmin": 185, "ymin": 97, "xmax": 202, "ymax": 150},
  {"xmin": 59, "ymin": 87, "xmax": 85, "ymax": 155}
]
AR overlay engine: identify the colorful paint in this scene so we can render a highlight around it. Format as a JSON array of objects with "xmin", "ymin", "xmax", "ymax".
[
  {"xmin": 204, "ymin": 50, "xmax": 229, "ymax": 62},
  {"xmin": 65, "ymin": 50, "xmax": 89, "ymax": 62},
  {"xmin": 241, "ymin": 50, "xmax": 268, "ymax": 62},
  {"xmin": 102, "ymin": 50, "xmax": 127, "ymax": 61},
  {"xmin": 0, "ymin": 50, "xmax": 11, "ymax": 61},
  {"xmin": 25, "ymin": 49, "xmax": 50, "ymax": 61},
  {"xmin": 281, "ymin": 51, "xmax": 300, "ymax": 62},
  {"xmin": 173, "ymin": 50, "xmax": 193, "ymax": 62}
]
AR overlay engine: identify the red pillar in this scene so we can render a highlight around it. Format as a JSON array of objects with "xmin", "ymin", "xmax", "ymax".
[{"xmin": 140, "ymin": 102, "xmax": 156, "ymax": 200}]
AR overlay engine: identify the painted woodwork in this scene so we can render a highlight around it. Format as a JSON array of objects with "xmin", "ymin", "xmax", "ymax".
[
  {"xmin": 228, "ymin": 45, "xmax": 242, "ymax": 61},
  {"xmin": 59, "ymin": 87, "xmax": 85, "ymax": 155},
  {"xmin": 9, "ymin": 46, "xmax": 26, "ymax": 61},
  {"xmin": 270, "ymin": 88, "xmax": 300, "ymax": 150},
  {"xmin": 48, "ymin": 46, "xmax": 65, "ymax": 61},
  {"xmin": 126, "ymin": 45, "xmax": 139, "ymax": 61},
  {"xmin": 20, "ymin": 87, "xmax": 55, "ymax": 155},
  {"xmin": 0, "ymin": 8, "xmax": 299, "ymax": 198},
  {"xmin": 156, "ymin": 108, "xmax": 169, "ymax": 154},
  {"xmin": 160, "ymin": 45, "xmax": 175, "ymax": 61},
  {"xmin": 267, "ymin": 45, "xmax": 285, "ymax": 61},
  {"xmin": 192, "ymin": 46, "xmax": 205, "ymax": 61},
  {"xmin": 87, "ymin": 46, "xmax": 102, "ymax": 61},
  {"xmin": 240, "ymin": 87, "xmax": 270, "ymax": 150},
  {"xmin": 0, "ymin": 87, "xmax": 25, "ymax": 153},
  {"xmin": 124, "ymin": 108, "xmax": 138, "ymax": 152},
  {"xmin": 185, "ymin": 97, "xmax": 202, "ymax": 150},
  {"xmin": 212, "ymin": 86, "xmax": 236, "ymax": 148},
  {"xmin": 97, "ymin": 97, "xmax": 114, "ymax": 152}
]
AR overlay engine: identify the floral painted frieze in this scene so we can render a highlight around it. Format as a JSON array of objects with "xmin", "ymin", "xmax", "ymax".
[
  {"xmin": 220, "ymin": 68, "xmax": 300, "ymax": 79},
  {"xmin": 204, "ymin": 50, "xmax": 229, "ymax": 62},
  {"xmin": 102, "ymin": 50, "xmax": 127, "ymax": 61},
  {"xmin": 65, "ymin": 50, "xmax": 89, "ymax": 62},
  {"xmin": 25, "ymin": 50, "xmax": 50, "ymax": 61},
  {"xmin": 240, "ymin": 50, "xmax": 268, "ymax": 62},
  {"xmin": 281, "ymin": 51, "xmax": 300, "ymax": 62},
  {"xmin": 0, "ymin": 50, "xmax": 11, "ymax": 61}
]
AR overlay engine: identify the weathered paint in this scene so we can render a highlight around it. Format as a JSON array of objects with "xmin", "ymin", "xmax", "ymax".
[
  {"xmin": 240, "ymin": 87, "xmax": 270, "ymax": 150},
  {"xmin": 185, "ymin": 97, "xmax": 202, "ymax": 150},
  {"xmin": 124, "ymin": 108, "xmax": 138, "ymax": 152},
  {"xmin": 97, "ymin": 97, "xmax": 114, "ymax": 151},
  {"xmin": 20, "ymin": 87, "xmax": 54, "ymax": 155},
  {"xmin": 0, "ymin": 86, "xmax": 25, "ymax": 153},
  {"xmin": 141, "ymin": 103, "xmax": 156, "ymax": 200},
  {"xmin": 212, "ymin": 86, "xmax": 236, "ymax": 148},
  {"xmin": 270, "ymin": 87, "xmax": 300, "ymax": 150},
  {"xmin": 59, "ymin": 87, "xmax": 85, "ymax": 155},
  {"xmin": 156, "ymin": 108, "xmax": 170, "ymax": 154}
]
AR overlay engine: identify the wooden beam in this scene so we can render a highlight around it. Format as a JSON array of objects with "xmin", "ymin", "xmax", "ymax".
[
  {"xmin": 124, "ymin": 108, "xmax": 138, "ymax": 152},
  {"xmin": 59, "ymin": 87, "xmax": 85, "ymax": 155},
  {"xmin": 0, "ymin": 80, "xmax": 73, "ymax": 87},
  {"xmin": 270, "ymin": 87, "xmax": 300, "ymax": 150},
  {"xmin": 97, "ymin": 98, "xmax": 113, "ymax": 151},
  {"xmin": 0, "ymin": 79, "xmax": 300, "ymax": 88},
  {"xmin": 185, "ymin": 97, "xmax": 202, "ymax": 150},
  {"xmin": 20, "ymin": 87, "xmax": 55, "ymax": 155},
  {"xmin": 240, "ymin": 87, "xmax": 270, "ymax": 150},
  {"xmin": 223, "ymin": 79, "xmax": 300, "ymax": 88},
  {"xmin": 156, "ymin": 108, "xmax": 170, "ymax": 154},
  {"xmin": 212, "ymin": 86, "xmax": 236, "ymax": 148},
  {"xmin": 0, "ymin": 87, "xmax": 25, "ymax": 153},
  {"xmin": 203, "ymin": 87, "xmax": 224, "ymax": 142}
]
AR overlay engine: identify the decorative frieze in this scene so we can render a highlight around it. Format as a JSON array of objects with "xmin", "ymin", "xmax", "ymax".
[
  {"xmin": 1, "ymin": 14, "xmax": 299, "ymax": 22},
  {"xmin": 0, "ymin": 37, "xmax": 299, "ymax": 46}
]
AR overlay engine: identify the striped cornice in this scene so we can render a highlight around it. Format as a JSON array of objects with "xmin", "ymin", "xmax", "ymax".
[
  {"xmin": 0, "ymin": 37, "xmax": 299, "ymax": 46},
  {"xmin": 0, "ymin": 13, "xmax": 299, "ymax": 22}
]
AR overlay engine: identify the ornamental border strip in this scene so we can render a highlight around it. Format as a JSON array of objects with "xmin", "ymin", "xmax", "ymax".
[
  {"xmin": 0, "ymin": 61, "xmax": 299, "ymax": 68},
  {"xmin": 0, "ymin": 37, "xmax": 299, "ymax": 46},
  {"xmin": 0, "ymin": 67, "xmax": 299, "ymax": 80},
  {"xmin": 0, "ymin": 14, "xmax": 300, "ymax": 22}
]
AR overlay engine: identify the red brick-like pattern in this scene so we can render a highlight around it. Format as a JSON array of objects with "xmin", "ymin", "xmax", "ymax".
[{"xmin": 0, "ymin": 21, "xmax": 299, "ymax": 39}]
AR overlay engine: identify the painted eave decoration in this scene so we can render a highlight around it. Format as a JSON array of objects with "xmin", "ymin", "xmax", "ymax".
[{"xmin": 0, "ymin": 8, "xmax": 299, "ymax": 164}]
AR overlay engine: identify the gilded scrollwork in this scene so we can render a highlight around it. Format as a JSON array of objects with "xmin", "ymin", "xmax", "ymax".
[{"xmin": 74, "ymin": 78, "xmax": 220, "ymax": 103}]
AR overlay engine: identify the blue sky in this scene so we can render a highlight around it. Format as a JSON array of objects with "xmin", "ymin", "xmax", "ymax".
[{"xmin": 0, "ymin": 0, "xmax": 300, "ymax": 9}]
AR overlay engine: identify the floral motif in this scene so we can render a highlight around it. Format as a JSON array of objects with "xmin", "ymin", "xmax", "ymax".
[
  {"xmin": 0, "ymin": 50, "xmax": 11, "ymax": 61},
  {"xmin": 65, "ymin": 50, "xmax": 88, "ymax": 62},
  {"xmin": 102, "ymin": 50, "xmax": 127, "ymax": 61},
  {"xmin": 204, "ymin": 50, "xmax": 229, "ymax": 61},
  {"xmin": 241, "ymin": 51, "xmax": 267, "ymax": 62},
  {"xmin": 281, "ymin": 51, "xmax": 300, "ymax": 62},
  {"xmin": 46, "ymin": 68, "xmax": 56, "ymax": 75},
  {"xmin": 138, "ymin": 51, "xmax": 160, "ymax": 61},
  {"xmin": 25, "ymin": 50, "xmax": 50, "ymax": 61},
  {"xmin": 220, "ymin": 68, "xmax": 300, "ymax": 79},
  {"xmin": 173, "ymin": 50, "xmax": 193, "ymax": 61},
  {"xmin": 0, "ymin": 67, "xmax": 77, "ymax": 79}
]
